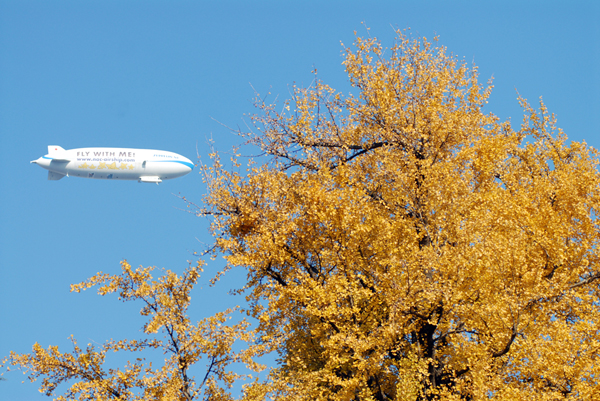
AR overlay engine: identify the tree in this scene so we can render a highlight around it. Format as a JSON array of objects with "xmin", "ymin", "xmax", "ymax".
[
  {"xmin": 2, "ymin": 261, "xmax": 257, "ymax": 400},
  {"xmin": 198, "ymin": 31, "xmax": 600, "ymax": 400}
]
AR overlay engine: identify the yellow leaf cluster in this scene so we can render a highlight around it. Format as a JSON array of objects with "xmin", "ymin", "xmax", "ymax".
[
  {"xmin": 196, "ymin": 30, "xmax": 600, "ymax": 400},
  {"xmin": 3, "ymin": 261, "xmax": 259, "ymax": 400}
]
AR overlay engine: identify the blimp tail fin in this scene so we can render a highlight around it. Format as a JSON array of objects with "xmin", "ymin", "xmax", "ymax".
[
  {"xmin": 48, "ymin": 171, "xmax": 66, "ymax": 181},
  {"xmin": 47, "ymin": 145, "xmax": 71, "ymax": 161}
]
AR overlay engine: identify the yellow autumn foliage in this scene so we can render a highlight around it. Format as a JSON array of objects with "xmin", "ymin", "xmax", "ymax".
[
  {"xmin": 3, "ymin": 261, "xmax": 257, "ymax": 401},
  {"xmin": 197, "ymin": 31, "xmax": 600, "ymax": 400}
]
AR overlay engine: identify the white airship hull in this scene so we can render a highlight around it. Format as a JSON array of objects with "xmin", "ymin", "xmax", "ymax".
[{"xmin": 31, "ymin": 146, "xmax": 193, "ymax": 184}]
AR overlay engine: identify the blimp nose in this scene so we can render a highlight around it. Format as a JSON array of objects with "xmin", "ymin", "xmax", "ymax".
[
  {"xmin": 182, "ymin": 157, "xmax": 193, "ymax": 171},
  {"xmin": 173, "ymin": 157, "xmax": 193, "ymax": 177}
]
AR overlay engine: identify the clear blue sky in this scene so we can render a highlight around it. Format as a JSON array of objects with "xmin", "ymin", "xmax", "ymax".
[{"xmin": 1, "ymin": 1, "xmax": 598, "ymax": 399}]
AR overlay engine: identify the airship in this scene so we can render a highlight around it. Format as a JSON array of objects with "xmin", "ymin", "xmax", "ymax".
[{"xmin": 31, "ymin": 146, "xmax": 193, "ymax": 184}]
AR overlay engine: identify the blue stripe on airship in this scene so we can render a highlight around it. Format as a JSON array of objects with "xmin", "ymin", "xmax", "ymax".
[{"xmin": 152, "ymin": 160, "xmax": 194, "ymax": 169}]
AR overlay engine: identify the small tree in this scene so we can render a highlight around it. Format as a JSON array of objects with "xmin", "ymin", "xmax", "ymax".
[
  {"xmin": 198, "ymin": 31, "xmax": 600, "ymax": 400},
  {"xmin": 3, "ymin": 261, "xmax": 256, "ymax": 400}
]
